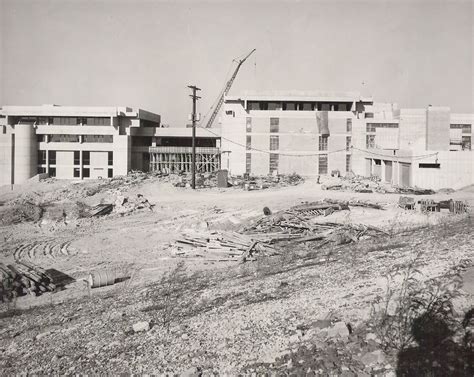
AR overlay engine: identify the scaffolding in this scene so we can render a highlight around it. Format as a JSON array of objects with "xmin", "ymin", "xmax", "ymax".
[{"xmin": 148, "ymin": 146, "xmax": 221, "ymax": 173}]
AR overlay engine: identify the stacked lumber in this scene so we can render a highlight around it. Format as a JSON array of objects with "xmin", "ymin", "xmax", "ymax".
[
  {"xmin": 172, "ymin": 231, "xmax": 277, "ymax": 261},
  {"xmin": 395, "ymin": 186, "xmax": 435, "ymax": 195},
  {"xmin": 82, "ymin": 203, "xmax": 113, "ymax": 217},
  {"xmin": 0, "ymin": 261, "xmax": 56, "ymax": 301}
]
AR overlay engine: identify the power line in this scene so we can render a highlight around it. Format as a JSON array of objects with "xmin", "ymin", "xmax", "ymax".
[
  {"xmin": 198, "ymin": 125, "xmax": 441, "ymax": 160},
  {"xmin": 198, "ymin": 125, "xmax": 348, "ymax": 157},
  {"xmin": 351, "ymin": 146, "xmax": 439, "ymax": 160}
]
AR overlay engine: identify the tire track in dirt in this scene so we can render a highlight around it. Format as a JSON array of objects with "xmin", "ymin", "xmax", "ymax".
[{"xmin": 13, "ymin": 239, "xmax": 77, "ymax": 261}]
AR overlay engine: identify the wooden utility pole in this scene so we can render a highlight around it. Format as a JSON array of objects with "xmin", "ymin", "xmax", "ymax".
[{"xmin": 188, "ymin": 85, "xmax": 201, "ymax": 189}]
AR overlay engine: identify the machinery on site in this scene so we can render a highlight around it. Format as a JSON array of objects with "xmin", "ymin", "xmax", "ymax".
[{"xmin": 203, "ymin": 48, "xmax": 256, "ymax": 128}]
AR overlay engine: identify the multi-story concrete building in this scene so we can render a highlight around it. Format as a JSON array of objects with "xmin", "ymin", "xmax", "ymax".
[
  {"xmin": 2, "ymin": 96, "xmax": 472, "ymax": 191},
  {"xmin": 0, "ymin": 105, "xmax": 220, "ymax": 185},
  {"xmin": 221, "ymin": 91, "xmax": 473, "ymax": 190}
]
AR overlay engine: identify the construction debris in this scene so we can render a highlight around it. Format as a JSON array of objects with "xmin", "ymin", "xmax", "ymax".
[
  {"xmin": 169, "ymin": 199, "xmax": 387, "ymax": 262},
  {"xmin": 113, "ymin": 194, "xmax": 154, "ymax": 215},
  {"xmin": 82, "ymin": 203, "xmax": 114, "ymax": 218},
  {"xmin": 0, "ymin": 201, "xmax": 43, "ymax": 226},
  {"xmin": 394, "ymin": 186, "xmax": 436, "ymax": 195},
  {"xmin": 171, "ymin": 231, "xmax": 277, "ymax": 261},
  {"xmin": 0, "ymin": 261, "xmax": 57, "ymax": 301}
]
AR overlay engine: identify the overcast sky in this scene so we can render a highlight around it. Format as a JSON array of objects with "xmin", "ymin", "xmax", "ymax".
[{"xmin": 1, "ymin": 0, "xmax": 472, "ymax": 126}]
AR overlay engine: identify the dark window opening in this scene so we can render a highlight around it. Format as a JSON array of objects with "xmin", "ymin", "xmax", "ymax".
[
  {"xmin": 419, "ymin": 163, "xmax": 440, "ymax": 169},
  {"xmin": 48, "ymin": 151, "xmax": 56, "ymax": 165},
  {"xmin": 346, "ymin": 155, "xmax": 351, "ymax": 172},
  {"xmin": 318, "ymin": 154, "xmax": 328, "ymax": 175},
  {"xmin": 83, "ymin": 135, "xmax": 113, "ymax": 143},
  {"xmin": 73, "ymin": 168, "xmax": 80, "ymax": 178},
  {"xmin": 83, "ymin": 151, "xmax": 90, "ymax": 165},
  {"xmin": 82, "ymin": 168, "xmax": 90, "ymax": 178},
  {"xmin": 49, "ymin": 134, "xmax": 79, "ymax": 143},
  {"xmin": 346, "ymin": 136, "xmax": 351, "ymax": 151},
  {"xmin": 319, "ymin": 136, "xmax": 328, "ymax": 151},
  {"xmin": 52, "ymin": 117, "xmax": 77, "ymax": 125},
  {"xmin": 462, "ymin": 136, "xmax": 471, "ymax": 150},
  {"xmin": 108, "ymin": 168, "xmax": 113, "ymax": 178},
  {"xmin": 157, "ymin": 137, "xmax": 216, "ymax": 147},
  {"xmin": 108, "ymin": 151, "xmax": 113, "ymax": 166},
  {"xmin": 347, "ymin": 118, "xmax": 352, "ymax": 132},
  {"xmin": 269, "ymin": 153, "xmax": 279, "ymax": 174},
  {"xmin": 49, "ymin": 167, "xmax": 56, "ymax": 177},
  {"xmin": 37, "ymin": 134, "xmax": 46, "ymax": 142},
  {"xmin": 245, "ymin": 153, "xmax": 251, "ymax": 174},
  {"xmin": 85, "ymin": 117, "xmax": 109, "ymax": 126},
  {"xmin": 246, "ymin": 135, "xmax": 251, "ymax": 150},
  {"xmin": 366, "ymin": 135, "xmax": 375, "ymax": 148},
  {"xmin": 270, "ymin": 118, "xmax": 279, "ymax": 132},
  {"xmin": 38, "ymin": 150, "xmax": 46, "ymax": 164},
  {"xmin": 74, "ymin": 151, "xmax": 80, "ymax": 165},
  {"xmin": 270, "ymin": 135, "xmax": 279, "ymax": 151},
  {"xmin": 37, "ymin": 167, "xmax": 46, "ymax": 174},
  {"xmin": 259, "ymin": 102, "xmax": 268, "ymax": 110}
]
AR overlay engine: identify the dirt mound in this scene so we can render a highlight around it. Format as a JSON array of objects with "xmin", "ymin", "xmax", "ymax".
[{"xmin": 0, "ymin": 201, "xmax": 43, "ymax": 226}]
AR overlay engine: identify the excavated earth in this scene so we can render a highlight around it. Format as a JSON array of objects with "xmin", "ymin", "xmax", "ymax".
[{"xmin": 0, "ymin": 177, "xmax": 473, "ymax": 375}]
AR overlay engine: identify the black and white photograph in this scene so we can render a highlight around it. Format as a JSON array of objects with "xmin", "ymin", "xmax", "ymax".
[{"xmin": 0, "ymin": 0, "xmax": 473, "ymax": 375}]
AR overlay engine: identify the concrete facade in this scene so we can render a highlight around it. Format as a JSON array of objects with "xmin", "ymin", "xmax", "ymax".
[
  {"xmin": 221, "ymin": 92, "xmax": 473, "ymax": 190},
  {"xmin": 0, "ymin": 105, "xmax": 221, "ymax": 186}
]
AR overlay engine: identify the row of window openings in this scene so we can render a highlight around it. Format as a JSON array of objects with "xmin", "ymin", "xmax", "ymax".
[
  {"xmin": 17, "ymin": 117, "xmax": 110, "ymax": 126},
  {"xmin": 37, "ymin": 135, "xmax": 113, "ymax": 143},
  {"xmin": 246, "ymin": 102, "xmax": 352, "ymax": 112},
  {"xmin": 244, "ymin": 153, "xmax": 350, "ymax": 175},
  {"xmin": 245, "ymin": 135, "xmax": 351, "ymax": 152},
  {"xmin": 38, "ymin": 151, "xmax": 113, "ymax": 165},
  {"xmin": 366, "ymin": 135, "xmax": 472, "ymax": 151},
  {"xmin": 246, "ymin": 118, "xmax": 352, "ymax": 133},
  {"xmin": 450, "ymin": 124, "xmax": 471, "ymax": 133},
  {"xmin": 366, "ymin": 123, "xmax": 399, "ymax": 132},
  {"xmin": 38, "ymin": 167, "xmax": 113, "ymax": 178}
]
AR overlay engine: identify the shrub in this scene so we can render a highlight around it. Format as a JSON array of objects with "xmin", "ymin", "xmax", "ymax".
[{"xmin": 371, "ymin": 250, "xmax": 462, "ymax": 351}]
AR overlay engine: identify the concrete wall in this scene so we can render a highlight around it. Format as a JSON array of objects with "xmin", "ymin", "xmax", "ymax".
[
  {"xmin": 56, "ymin": 151, "xmax": 74, "ymax": 179},
  {"xmin": 398, "ymin": 109, "xmax": 427, "ymax": 152},
  {"xmin": 426, "ymin": 107, "xmax": 450, "ymax": 151},
  {"xmin": 412, "ymin": 151, "xmax": 473, "ymax": 189},
  {"xmin": 221, "ymin": 102, "xmax": 354, "ymax": 176}
]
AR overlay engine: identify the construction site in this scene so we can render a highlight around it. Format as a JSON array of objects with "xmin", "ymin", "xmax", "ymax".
[{"xmin": 1, "ymin": 1, "xmax": 474, "ymax": 375}]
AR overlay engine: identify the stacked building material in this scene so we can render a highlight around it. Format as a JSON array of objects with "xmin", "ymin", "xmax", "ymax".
[
  {"xmin": 171, "ymin": 231, "xmax": 277, "ymax": 261},
  {"xmin": 0, "ymin": 261, "xmax": 56, "ymax": 301}
]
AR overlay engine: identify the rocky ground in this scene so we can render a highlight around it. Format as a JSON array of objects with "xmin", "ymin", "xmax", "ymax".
[{"xmin": 0, "ymin": 176, "xmax": 473, "ymax": 375}]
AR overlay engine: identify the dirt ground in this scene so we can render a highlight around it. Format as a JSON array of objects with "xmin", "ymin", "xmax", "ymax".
[{"xmin": 0, "ymin": 175, "xmax": 473, "ymax": 375}]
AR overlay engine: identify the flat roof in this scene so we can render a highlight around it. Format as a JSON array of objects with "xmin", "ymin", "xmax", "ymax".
[
  {"xmin": 0, "ymin": 105, "xmax": 160, "ymax": 121},
  {"xmin": 226, "ymin": 90, "xmax": 372, "ymax": 103}
]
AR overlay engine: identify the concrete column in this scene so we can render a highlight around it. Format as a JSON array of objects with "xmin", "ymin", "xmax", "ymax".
[{"xmin": 14, "ymin": 123, "xmax": 37, "ymax": 184}]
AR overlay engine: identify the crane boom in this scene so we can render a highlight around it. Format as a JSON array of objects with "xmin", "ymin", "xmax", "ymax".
[{"xmin": 205, "ymin": 48, "xmax": 256, "ymax": 128}]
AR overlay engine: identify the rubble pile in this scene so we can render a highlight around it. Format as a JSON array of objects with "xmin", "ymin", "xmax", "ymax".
[
  {"xmin": 0, "ymin": 200, "xmax": 44, "ymax": 226},
  {"xmin": 323, "ymin": 175, "xmax": 393, "ymax": 194},
  {"xmin": 172, "ymin": 172, "xmax": 305, "ymax": 190},
  {"xmin": 171, "ymin": 199, "xmax": 387, "ymax": 262},
  {"xmin": 173, "ymin": 172, "xmax": 218, "ymax": 188},
  {"xmin": 230, "ymin": 173, "xmax": 304, "ymax": 191},
  {"xmin": 113, "ymin": 194, "xmax": 154, "ymax": 215},
  {"xmin": 394, "ymin": 185, "xmax": 436, "ymax": 195},
  {"xmin": 0, "ymin": 261, "xmax": 56, "ymax": 301}
]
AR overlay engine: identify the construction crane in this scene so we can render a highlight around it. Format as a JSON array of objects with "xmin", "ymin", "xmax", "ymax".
[{"xmin": 204, "ymin": 48, "xmax": 256, "ymax": 128}]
